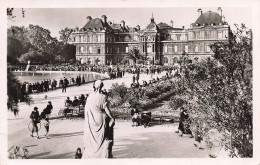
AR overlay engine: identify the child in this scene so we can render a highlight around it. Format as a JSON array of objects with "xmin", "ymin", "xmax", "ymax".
[
  {"xmin": 194, "ymin": 122, "xmax": 203, "ymax": 149},
  {"xmin": 75, "ymin": 148, "xmax": 82, "ymax": 159},
  {"xmin": 43, "ymin": 117, "xmax": 50, "ymax": 139}
]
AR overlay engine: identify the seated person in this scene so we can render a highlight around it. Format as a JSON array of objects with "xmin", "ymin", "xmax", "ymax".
[
  {"xmin": 43, "ymin": 101, "xmax": 53, "ymax": 118},
  {"xmin": 79, "ymin": 94, "xmax": 86, "ymax": 105},
  {"xmin": 132, "ymin": 112, "xmax": 140, "ymax": 127},
  {"xmin": 131, "ymin": 108, "xmax": 139, "ymax": 116},
  {"xmin": 72, "ymin": 96, "xmax": 80, "ymax": 106},
  {"xmin": 65, "ymin": 97, "xmax": 72, "ymax": 107}
]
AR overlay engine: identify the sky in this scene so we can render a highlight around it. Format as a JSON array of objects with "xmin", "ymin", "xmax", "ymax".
[{"xmin": 7, "ymin": 7, "xmax": 252, "ymax": 40}]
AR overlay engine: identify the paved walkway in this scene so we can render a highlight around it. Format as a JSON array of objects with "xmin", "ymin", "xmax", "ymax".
[{"xmin": 7, "ymin": 72, "xmax": 228, "ymax": 158}]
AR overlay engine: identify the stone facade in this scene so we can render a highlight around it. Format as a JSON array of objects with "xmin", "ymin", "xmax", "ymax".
[{"xmin": 71, "ymin": 10, "xmax": 231, "ymax": 65}]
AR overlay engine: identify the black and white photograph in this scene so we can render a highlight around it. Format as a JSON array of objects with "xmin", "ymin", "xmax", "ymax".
[{"xmin": 0, "ymin": 0, "xmax": 260, "ymax": 164}]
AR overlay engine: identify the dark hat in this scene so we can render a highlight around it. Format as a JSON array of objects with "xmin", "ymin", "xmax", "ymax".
[{"xmin": 34, "ymin": 107, "xmax": 38, "ymax": 110}]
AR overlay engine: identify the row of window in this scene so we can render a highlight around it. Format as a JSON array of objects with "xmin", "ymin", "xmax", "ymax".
[
  {"xmin": 77, "ymin": 44, "xmax": 211, "ymax": 54},
  {"xmin": 188, "ymin": 29, "xmax": 228, "ymax": 40},
  {"xmin": 164, "ymin": 44, "xmax": 212, "ymax": 53},
  {"xmin": 167, "ymin": 34, "xmax": 187, "ymax": 41},
  {"xmin": 164, "ymin": 45, "xmax": 188, "ymax": 53},
  {"xmin": 76, "ymin": 45, "xmax": 129, "ymax": 54}
]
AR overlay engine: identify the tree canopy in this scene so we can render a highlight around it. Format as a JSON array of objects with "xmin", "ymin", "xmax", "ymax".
[
  {"xmin": 170, "ymin": 24, "xmax": 252, "ymax": 157},
  {"xmin": 7, "ymin": 25, "xmax": 76, "ymax": 64}
]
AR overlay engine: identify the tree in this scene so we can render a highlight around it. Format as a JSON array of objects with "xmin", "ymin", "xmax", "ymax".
[
  {"xmin": 18, "ymin": 50, "xmax": 47, "ymax": 64},
  {"xmin": 170, "ymin": 24, "xmax": 252, "ymax": 157},
  {"xmin": 26, "ymin": 24, "xmax": 59, "ymax": 56},
  {"xmin": 123, "ymin": 49, "xmax": 146, "ymax": 65},
  {"xmin": 7, "ymin": 70, "xmax": 24, "ymax": 106},
  {"xmin": 60, "ymin": 44, "xmax": 76, "ymax": 63},
  {"xmin": 59, "ymin": 27, "xmax": 74, "ymax": 45}
]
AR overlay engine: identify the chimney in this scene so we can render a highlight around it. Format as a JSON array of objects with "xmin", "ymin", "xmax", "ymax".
[
  {"xmin": 101, "ymin": 15, "xmax": 107, "ymax": 23},
  {"xmin": 182, "ymin": 26, "xmax": 185, "ymax": 29},
  {"xmin": 136, "ymin": 25, "xmax": 140, "ymax": 31},
  {"xmin": 121, "ymin": 20, "xmax": 125, "ymax": 28},
  {"xmin": 86, "ymin": 16, "xmax": 92, "ymax": 22}
]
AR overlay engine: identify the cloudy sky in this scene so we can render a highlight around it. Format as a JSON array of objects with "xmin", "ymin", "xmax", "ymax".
[{"xmin": 8, "ymin": 7, "xmax": 252, "ymax": 39}]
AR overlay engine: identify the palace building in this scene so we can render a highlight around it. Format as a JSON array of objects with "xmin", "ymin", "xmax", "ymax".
[{"xmin": 70, "ymin": 9, "xmax": 231, "ymax": 65}]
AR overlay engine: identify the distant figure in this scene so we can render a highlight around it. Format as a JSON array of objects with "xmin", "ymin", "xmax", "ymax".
[
  {"xmin": 65, "ymin": 97, "xmax": 72, "ymax": 107},
  {"xmin": 132, "ymin": 75, "xmax": 135, "ymax": 83},
  {"xmin": 13, "ymin": 104, "xmax": 19, "ymax": 117},
  {"xmin": 83, "ymin": 80, "xmax": 115, "ymax": 158},
  {"xmin": 43, "ymin": 117, "xmax": 50, "ymax": 139},
  {"xmin": 30, "ymin": 107, "xmax": 40, "ymax": 139},
  {"xmin": 75, "ymin": 148, "xmax": 82, "ymax": 159},
  {"xmin": 72, "ymin": 96, "xmax": 79, "ymax": 106}
]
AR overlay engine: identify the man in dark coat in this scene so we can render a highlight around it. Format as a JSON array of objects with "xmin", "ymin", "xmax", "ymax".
[{"xmin": 30, "ymin": 107, "xmax": 40, "ymax": 138}]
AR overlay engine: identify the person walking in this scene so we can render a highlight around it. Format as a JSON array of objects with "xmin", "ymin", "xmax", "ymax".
[
  {"xmin": 43, "ymin": 117, "xmax": 50, "ymax": 139},
  {"xmin": 30, "ymin": 107, "xmax": 40, "ymax": 139},
  {"xmin": 83, "ymin": 80, "xmax": 115, "ymax": 158}
]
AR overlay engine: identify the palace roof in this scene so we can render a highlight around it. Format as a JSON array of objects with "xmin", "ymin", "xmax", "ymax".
[
  {"xmin": 192, "ymin": 11, "xmax": 223, "ymax": 26},
  {"xmin": 82, "ymin": 18, "xmax": 112, "ymax": 31}
]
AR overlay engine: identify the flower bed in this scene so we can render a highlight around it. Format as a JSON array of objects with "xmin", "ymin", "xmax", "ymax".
[{"xmin": 108, "ymin": 77, "xmax": 181, "ymax": 119}]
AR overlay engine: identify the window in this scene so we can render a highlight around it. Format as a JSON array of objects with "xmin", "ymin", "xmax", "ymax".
[
  {"xmin": 195, "ymin": 45, "xmax": 198, "ymax": 52},
  {"xmin": 185, "ymin": 45, "xmax": 188, "ymax": 52},
  {"xmin": 97, "ymin": 35, "xmax": 101, "ymax": 42},
  {"xmin": 174, "ymin": 45, "xmax": 178, "ymax": 52},
  {"xmin": 134, "ymin": 35, "xmax": 138, "ymax": 41},
  {"xmin": 83, "ymin": 35, "xmax": 86, "ymax": 42},
  {"xmin": 167, "ymin": 45, "xmax": 173, "ymax": 53},
  {"xmin": 89, "ymin": 35, "xmax": 93, "ymax": 42},
  {"xmin": 79, "ymin": 36, "xmax": 81, "ymax": 42},
  {"xmin": 126, "ymin": 47, "xmax": 129, "ymax": 53},
  {"xmin": 206, "ymin": 45, "xmax": 211, "ymax": 52},
  {"xmin": 89, "ymin": 46, "xmax": 93, "ymax": 53},
  {"xmin": 218, "ymin": 31, "xmax": 223, "ymax": 39},
  {"xmin": 80, "ymin": 46, "xmax": 84, "ymax": 54},
  {"xmin": 164, "ymin": 45, "xmax": 167, "ymax": 52},
  {"xmin": 210, "ymin": 31, "xmax": 215, "ymax": 39},
  {"xmin": 93, "ymin": 35, "xmax": 97, "ymax": 42},
  {"xmin": 206, "ymin": 32, "xmax": 210, "ymax": 39},
  {"xmin": 196, "ymin": 32, "xmax": 200, "ymax": 39},
  {"xmin": 176, "ymin": 34, "xmax": 181, "ymax": 40},
  {"xmin": 152, "ymin": 44, "xmax": 155, "ymax": 52},
  {"xmin": 106, "ymin": 47, "xmax": 108, "ymax": 53},
  {"xmin": 201, "ymin": 31, "xmax": 205, "ymax": 39},
  {"xmin": 147, "ymin": 45, "xmax": 152, "ymax": 53},
  {"xmin": 143, "ymin": 45, "xmax": 145, "ymax": 52},
  {"xmin": 97, "ymin": 47, "xmax": 101, "ymax": 54},
  {"xmin": 116, "ymin": 47, "xmax": 119, "ymax": 53}
]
